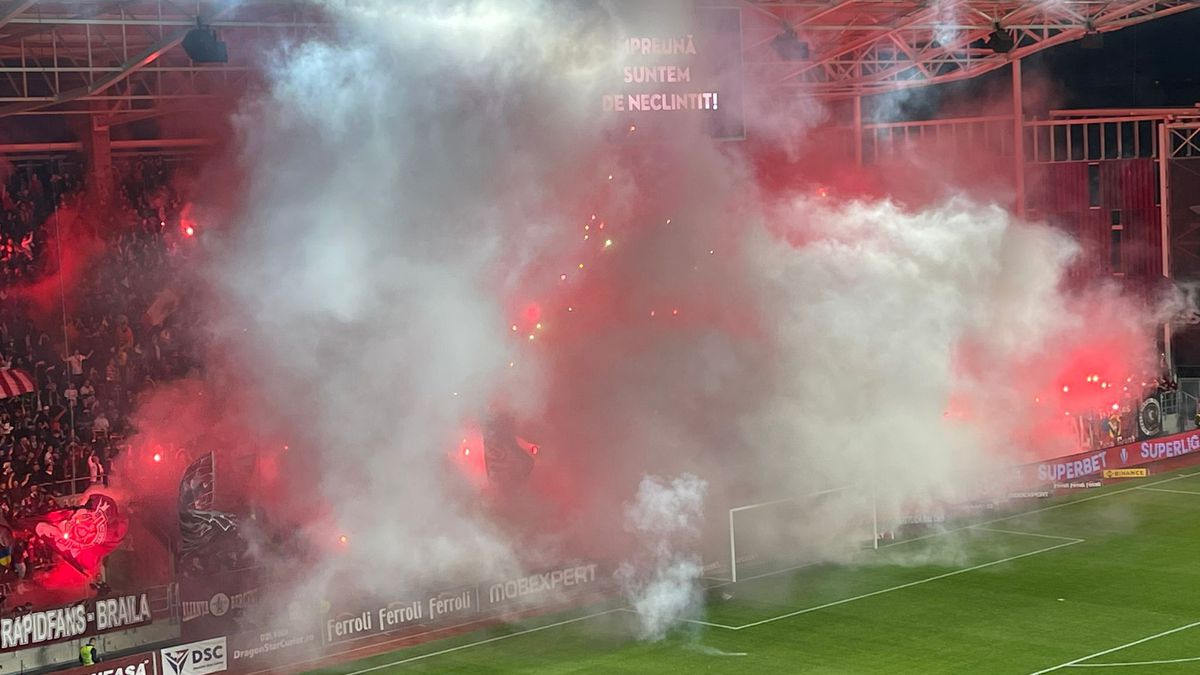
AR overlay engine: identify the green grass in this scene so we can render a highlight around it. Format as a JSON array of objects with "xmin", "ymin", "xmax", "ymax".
[{"xmin": 308, "ymin": 472, "xmax": 1200, "ymax": 674}]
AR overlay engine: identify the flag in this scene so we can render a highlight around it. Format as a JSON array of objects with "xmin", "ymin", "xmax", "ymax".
[
  {"xmin": 21, "ymin": 493, "xmax": 128, "ymax": 574},
  {"xmin": 178, "ymin": 453, "xmax": 237, "ymax": 555},
  {"xmin": 0, "ymin": 368, "xmax": 34, "ymax": 399}
]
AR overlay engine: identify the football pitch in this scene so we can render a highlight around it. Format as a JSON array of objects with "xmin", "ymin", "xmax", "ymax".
[{"xmin": 308, "ymin": 471, "xmax": 1200, "ymax": 674}]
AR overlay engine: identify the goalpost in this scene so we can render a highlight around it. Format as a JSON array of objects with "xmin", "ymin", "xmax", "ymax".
[{"xmin": 727, "ymin": 485, "xmax": 880, "ymax": 583}]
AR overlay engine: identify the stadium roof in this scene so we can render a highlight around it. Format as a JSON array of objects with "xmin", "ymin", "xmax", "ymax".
[
  {"xmin": 0, "ymin": 0, "xmax": 1192, "ymax": 122},
  {"xmin": 721, "ymin": 0, "xmax": 1197, "ymax": 96}
]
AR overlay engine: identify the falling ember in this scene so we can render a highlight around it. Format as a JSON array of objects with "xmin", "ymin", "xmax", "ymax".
[
  {"xmin": 1112, "ymin": 404, "xmax": 1120, "ymax": 410},
  {"xmin": 531, "ymin": 446, "xmax": 538, "ymax": 455},
  {"xmin": 152, "ymin": 453, "xmax": 162, "ymax": 463},
  {"xmin": 604, "ymin": 239, "xmax": 613, "ymax": 248},
  {"xmin": 1062, "ymin": 386, "xmax": 1070, "ymax": 393},
  {"xmin": 528, "ymin": 334, "xmax": 535, "ymax": 341},
  {"xmin": 535, "ymin": 323, "xmax": 543, "ymax": 330},
  {"xmin": 579, "ymin": 263, "xmax": 585, "ymax": 269},
  {"xmin": 339, "ymin": 535, "xmax": 349, "ymax": 545},
  {"xmin": 607, "ymin": 174, "xmax": 613, "ymax": 180},
  {"xmin": 463, "ymin": 448, "xmax": 471, "ymax": 456},
  {"xmin": 184, "ymin": 226, "xmax": 195, "ymax": 237},
  {"xmin": 650, "ymin": 310, "xmax": 656, "ymax": 317},
  {"xmin": 567, "ymin": 307, "xmax": 574, "ymax": 312},
  {"xmin": 511, "ymin": 324, "xmax": 518, "ymax": 331},
  {"xmin": 629, "ymin": 124, "xmax": 636, "ymax": 132},
  {"xmin": 1034, "ymin": 397, "xmax": 1040, "ymax": 403},
  {"xmin": 560, "ymin": 274, "xmax": 567, "ymax": 280},
  {"xmin": 708, "ymin": 249, "xmax": 715, "ymax": 255}
]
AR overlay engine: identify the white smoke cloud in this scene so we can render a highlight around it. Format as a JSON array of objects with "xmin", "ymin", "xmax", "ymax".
[
  {"xmin": 616, "ymin": 473, "xmax": 707, "ymax": 641},
  {"xmin": 187, "ymin": 0, "xmax": 1169, "ymax": 643}
]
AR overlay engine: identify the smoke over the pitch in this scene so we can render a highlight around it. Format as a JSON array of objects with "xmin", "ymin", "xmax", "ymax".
[
  {"xmin": 188, "ymin": 0, "xmax": 1171, "ymax": 639},
  {"xmin": 616, "ymin": 473, "xmax": 707, "ymax": 640}
]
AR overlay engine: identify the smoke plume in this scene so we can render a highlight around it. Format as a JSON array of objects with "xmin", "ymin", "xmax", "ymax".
[
  {"xmin": 158, "ymin": 0, "xmax": 1175, "ymax": 643},
  {"xmin": 616, "ymin": 474, "xmax": 707, "ymax": 640}
]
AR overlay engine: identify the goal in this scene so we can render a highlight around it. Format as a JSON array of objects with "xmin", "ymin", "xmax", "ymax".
[{"xmin": 727, "ymin": 486, "xmax": 878, "ymax": 583}]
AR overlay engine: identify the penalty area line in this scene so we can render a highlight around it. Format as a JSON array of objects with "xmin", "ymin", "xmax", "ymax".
[
  {"xmin": 1137, "ymin": 486, "xmax": 1200, "ymax": 496},
  {"xmin": 340, "ymin": 608, "xmax": 623, "ymax": 674},
  {"xmin": 1028, "ymin": 619, "xmax": 1200, "ymax": 674},
  {"xmin": 732, "ymin": 539, "xmax": 1082, "ymax": 631},
  {"xmin": 884, "ymin": 472, "xmax": 1200, "ymax": 550}
]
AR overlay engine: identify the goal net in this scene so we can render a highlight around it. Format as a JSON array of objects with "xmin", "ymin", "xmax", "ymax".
[{"xmin": 727, "ymin": 486, "xmax": 877, "ymax": 583}]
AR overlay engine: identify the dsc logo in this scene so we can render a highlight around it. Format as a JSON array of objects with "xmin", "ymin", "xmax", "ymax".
[{"xmin": 160, "ymin": 637, "xmax": 227, "ymax": 675}]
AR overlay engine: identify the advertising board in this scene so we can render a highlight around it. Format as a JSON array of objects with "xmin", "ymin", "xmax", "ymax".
[
  {"xmin": 1016, "ymin": 429, "xmax": 1200, "ymax": 486},
  {"xmin": 159, "ymin": 637, "xmax": 227, "ymax": 675}
]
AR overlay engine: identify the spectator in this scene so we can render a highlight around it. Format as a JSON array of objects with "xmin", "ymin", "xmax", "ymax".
[{"xmin": 87, "ymin": 452, "xmax": 105, "ymax": 486}]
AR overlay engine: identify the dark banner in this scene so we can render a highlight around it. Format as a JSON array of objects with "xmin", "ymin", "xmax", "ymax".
[
  {"xmin": 1138, "ymin": 395, "xmax": 1163, "ymax": 439},
  {"xmin": 603, "ymin": 5, "xmax": 744, "ymax": 140},
  {"xmin": 0, "ymin": 592, "xmax": 152, "ymax": 652},
  {"xmin": 180, "ymin": 570, "xmax": 261, "ymax": 639}
]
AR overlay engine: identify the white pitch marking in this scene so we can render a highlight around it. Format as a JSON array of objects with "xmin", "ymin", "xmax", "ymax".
[
  {"xmin": 1067, "ymin": 655, "xmax": 1200, "ymax": 667},
  {"xmin": 969, "ymin": 527, "xmax": 1085, "ymax": 543},
  {"xmin": 732, "ymin": 539, "xmax": 1082, "ymax": 631},
  {"xmin": 1137, "ymin": 486, "xmax": 1200, "ymax": 496},
  {"xmin": 340, "ymin": 608, "xmax": 623, "ymax": 674},
  {"xmin": 616, "ymin": 607, "xmax": 740, "ymax": 631},
  {"xmin": 1028, "ymin": 619, "xmax": 1200, "ymax": 674},
  {"xmin": 885, "ymin": 472, "xmax": 1200, "ymax": 549}
]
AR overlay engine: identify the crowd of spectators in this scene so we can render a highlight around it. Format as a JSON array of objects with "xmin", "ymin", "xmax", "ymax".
[{"xmin": 0, "ymin": 158, "xmax": 201, "ymax": 584}]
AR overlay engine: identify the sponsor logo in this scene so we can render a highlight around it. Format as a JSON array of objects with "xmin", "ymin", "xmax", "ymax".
[
  {"xmin": 182, "ymin": 589, "xmax": 258, "ymax": 623},
  {"xmin": 1037, "ymin": 451, "xmax": 1108, "ymax": 483},
  {"xmin": 1006, "ymin": 491, "xmax": 1051, "ymax": 499},
  {"xmin": 1140, "ymin": 433, "xmax": 1200, "ymax": 460},
  {"xmin": 1104, "ymin": 468, "xmax": 1148, "ymax": 478},
  {"xmin": 0, "ymin": 593, "xmax": 151, "ymax": 651},
  {"xmin": 486, "ymin": 564, "xmax": 599, "ymax": 606},
  {"xmin": 159, "ymin": 637, "xmax": 226, "ymax": 675}
]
